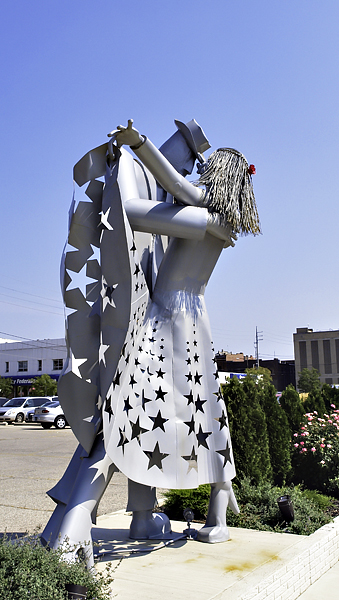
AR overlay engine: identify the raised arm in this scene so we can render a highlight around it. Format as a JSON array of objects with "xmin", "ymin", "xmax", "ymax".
[{"xmin": 109, "ymin": 120, "xmax": 204, "ymax": 207}]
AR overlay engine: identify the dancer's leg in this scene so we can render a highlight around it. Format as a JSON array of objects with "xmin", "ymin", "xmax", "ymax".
[{"xmin": 197, "ymin": 481, "xmax": 239, "ymax": 543}]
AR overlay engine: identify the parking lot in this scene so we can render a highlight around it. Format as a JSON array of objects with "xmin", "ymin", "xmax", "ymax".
[{"xmin": 0, "ymin": 422, "xmax": 129, "ymax": 535}]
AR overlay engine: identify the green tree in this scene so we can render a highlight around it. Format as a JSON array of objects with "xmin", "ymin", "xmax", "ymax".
[
  {"xmin": 0, "ymin": 377, "xmax": 13, "ymax": 399},
  {"xmin": 321, "ymin": 383, "xmax": 339, "ymax": 412},
  {"xmin": 29, "ymin": 374, "xmax": 57, "ymax": 396},
  {"xmin": 280, "ymin": 384, "xmax": 304, "ymax": 434},
  {"xmin": 245, "ymin": 366, "xmax": 273, "ymax": 389},
  {"xmin": 223, "ymin": 376, "xmax": 272, "ymax": 485},
  {"xmin": 297, "ymin": 368, "xmax": 321, "ymax": 393},
  {"xmin": 303, "ymin": 389, "xmax": 326, "ymax": 417},
  {"xmin": 259, "ymin": 384, "xmax": 292, "ymax": 485}
]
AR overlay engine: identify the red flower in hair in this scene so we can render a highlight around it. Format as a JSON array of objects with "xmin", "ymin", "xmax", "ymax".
[{"xmin": 248, "ymin": 164, "xmax": 256, "ymax": 175}]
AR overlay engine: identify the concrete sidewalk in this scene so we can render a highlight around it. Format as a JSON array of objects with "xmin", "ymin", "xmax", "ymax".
[{"xmin": 92, "ymin": 511, "xmax": 339, "ymax": 600}]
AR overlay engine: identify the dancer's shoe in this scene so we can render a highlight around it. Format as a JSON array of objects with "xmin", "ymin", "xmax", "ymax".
[
  {"xmin": 197, "ymin": 481, "xmax": 239, "ymax": 544},
  {"xmin": 129, "ymin": 510, "xmax": 171, "ymax": 540}
]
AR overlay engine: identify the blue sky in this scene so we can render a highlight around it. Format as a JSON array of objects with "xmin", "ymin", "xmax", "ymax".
[{"xmin": 1, "ymin": 0, "xmax": 338, "ymax": 360}]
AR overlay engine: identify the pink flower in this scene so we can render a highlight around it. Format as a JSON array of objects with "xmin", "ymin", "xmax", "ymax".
[
  {"xmin": 311, "ymin": 447, "xmax": 316, "ymax": 452},
  {"xmin": 327, "ymin": 444, "xmax": 332, "ymax": 448},
  {"xmin": 331, "ymin": 404, "xmax": 336, "ymax": 408},
  {"xmin": 320, "ymin": 460, "xmax": 325, "ymax": 464},
  {"xmin": 314, "ymin": 411, "xmax": 318, "ymax": 415},
  {"xmin": 301, "ymin": 426, "xmax": 306, "ymax": 430},
  {"xmin": 300, "ymin": 441, "xmax": 305, "ymax": 446},
  {"xmin": 328, "ymin": 419, "xmax": 333, "ymax": 423},
  {"xmin": 294, "ymin": 443, "xmax": 299, "ymax": 448},
  {"xmin": 302, "ymin": 448, "xmax": 307, "ymax": 452},
  {"xmin": 293, "ymin": 433, "xmax": 298, "ymax": 437},
  {"xmin": 320, "ymin": 444, "xmax": 325, "ymax": 448}
]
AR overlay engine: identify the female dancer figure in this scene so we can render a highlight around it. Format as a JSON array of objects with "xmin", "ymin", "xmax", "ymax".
[{"xmin": 103, "ymin": 120, "xmax": 260, "ymax": 542}]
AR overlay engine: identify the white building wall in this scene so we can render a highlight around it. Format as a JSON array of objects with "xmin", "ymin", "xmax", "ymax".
[{"xmin": 0, "ymin": 338, "xmax": 67, "ymax": 383}]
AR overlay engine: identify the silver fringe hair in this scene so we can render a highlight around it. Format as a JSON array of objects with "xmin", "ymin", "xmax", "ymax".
[{"xmin": 196, "ymin": 147, "xmax": 261, "ymax": 235}]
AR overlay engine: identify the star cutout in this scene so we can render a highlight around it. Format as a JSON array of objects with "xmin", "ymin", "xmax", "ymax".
[
  {"xmin": 149, "ymin": 409, "xmax": 168, "ymax": 432},
  {"xmin": 101, "ymin": 207, "xmax": 113, "ymax": 230},
  {"xmin": 130, "ymin": 416, "xmax": 148, "ymax": 444},
  {"xmin": 129, "ymin": 374, "xmax": 137, "ymax": 388},
  {"xmin": 213, "ymin": 370, "xmax": 219, "ymax": 380},
  {"xmin": 184, "ymin": 415, "xmax": 195, "ymax": 435},
  {"xmin": 185, "ymin": 358, "xmax": 191, "ymax": 365},
  {"xmin": 142, "ymin": 389, "xmax": 152, "ymax": 410},
  {"xmin": 99, "ymin": 338, "xmax": 109, "ymax": 367},
  {"xmin": 117, "ymin": 426, "xmax": 129, "ymax": 454},
  {"xmin": 130, "ymin": 242, "xmax": 136, "ymax": 255},
  {"xmin": 123, "ymin": 396, "xmax": 133, "ymax": 415},
  {"xmin": 216, "ymin": 441, "xmax": 232, "ymax": 467},
  {"xmin": 193, "ymin": 340, "xmax": 198, "ymax": 347},
  {"xmin": 194, "ymin": 372, "xmax": 203, "ymax": 385},
  {"xmin": 155, "ymin": 386, "xmax": 168, "ymax": 401},
  {"xmin": 144, "ymin": 442, "xmax": 169, "ymax": 471},
  {"xmin": 89, "ymin": 455, "xmax": 113, "ymax": 484},
  {"xmin": 193, "ymin": 353, "xmax": 199, "ymax": 363},
  {"xmin": 156, "ymin": 368, "xmax": 165, "ymax": 378},
  {"xmin": 113, "ymin": 369, "xmax": 122, "ymax": 389},
  {"xmin": 134, "ymin": 264, "xmax": 140, "ymax": 276},
  {"xmin": 104, "ymin": 396, "xmax": 113, "ymax": 421},
  {"xmin": 184, "ymin": 390, "xmax": 194, "ymax": 406},
  {"xmin": 158, "ymin": 354, "xmax": 165, "ymax": 362},
  {"xmin": 182, "ymin": 447, "xmax": 198, "ymax": 473},
  {"xmin": 195, "ymin": 395, "xmax": 207, "ymax": 413},
  {"xmin": 101, "ymin": 280, "xmax": 118, "ymax": 310},
  {"xmin": 196, "ymin": 424, "xmax": 212, "ymax": 449},
  {"xmin": 71, "ymin": 355, "xmax": 87, "ymax": 378},
  {"xmin": 215, "ymin": 410, "xmax": 228, "ymax": 430},
  {"xmin": 185, "ymin": 372, "xmax": 193, "ymax": 382}
]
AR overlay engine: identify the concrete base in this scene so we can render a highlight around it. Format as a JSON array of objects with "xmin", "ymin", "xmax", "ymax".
[{"xmin": 93, "ymin": 512, "xmax": 339, "ymax": 600}]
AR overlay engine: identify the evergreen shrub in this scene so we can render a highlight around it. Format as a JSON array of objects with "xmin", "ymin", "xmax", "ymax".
[
  {"xmin": 0, "ymin": 534, "xmax": 112, "ymax": 600},
  {"xmin": 162, "ymin": 478, "xmax": 333, "ymax": 536}
]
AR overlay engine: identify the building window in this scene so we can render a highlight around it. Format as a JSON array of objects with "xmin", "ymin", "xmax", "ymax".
[
  {"xmin": 38, "ymin": 360, "xmax": 42, "ymax": 372},
  {"xmin": 323, "ymin": 340, "xmax": 332, "ymax": 374},
  {"xmin": 53, "ymin": 359, "xmax": 63, "ymax": 371},
  {"xmin": 335, "ymin": 339, "xmax": 339, "ymax": 373},
  {"xmin": 18, "ymin": 361, "xmax": 28, "ymax": 372},
  {"xmin": 5, "ymin": 362, "xmax": 9, "ymax": 373},
  {"xmin": 311, "ymin": 340, "xmax": 319, "ymax": 371},
  {"xmin": 299, "ymin": 341, "xmax": 307, "ymax": 370},
  {"xmin": 325, "ymin": 378, "xmax": 333, "ymax": 385}
]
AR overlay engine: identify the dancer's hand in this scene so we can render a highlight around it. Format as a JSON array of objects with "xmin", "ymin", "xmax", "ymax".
[
  {"xmin": 206, "ymin": 214, "xmax": 237, "ymax": 247},
  {"xmin": 107, "ymin": 119, "xmax": 143, "ymax": 148}
]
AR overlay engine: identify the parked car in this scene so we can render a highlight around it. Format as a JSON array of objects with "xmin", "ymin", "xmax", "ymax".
[
  {"xmin": 0, "ymin": 397, "xmax": 9, "ymax": 407},
  {"xmin": 0, "ymin": 397, "xmax": 53, "ymax": 423},
  {"xmin": 25, "ymin": 397, "xmax": 58, "ymax": 422},
  {"xmin": 32, "ymin": 401, "xmax": 68, "ymax": 429}
]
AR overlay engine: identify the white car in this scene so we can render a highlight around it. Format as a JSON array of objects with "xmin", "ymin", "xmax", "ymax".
[
  {"xmin": 0, "ymin": 397, "xmax": 53, "ymax": 423},
  {"xmin": 32, "ymin": 401, "xmax": 68, "ymax": 429}
]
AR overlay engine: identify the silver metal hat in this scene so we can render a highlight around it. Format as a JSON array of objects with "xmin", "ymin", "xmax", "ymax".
[{"xmin": 174, "ymin": 119, "xmax": 211, "ymax": 157}]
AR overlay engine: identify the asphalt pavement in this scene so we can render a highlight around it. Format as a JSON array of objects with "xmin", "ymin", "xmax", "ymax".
[{"xmin": 0, "ymin": 422, "xmax": 130, "ymax": 535}]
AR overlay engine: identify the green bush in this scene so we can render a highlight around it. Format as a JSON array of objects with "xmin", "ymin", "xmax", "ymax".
[
  {"xmin": 0, "ymin": 534, "xmax": 112, "ymax": 600},
  {"xmin": 259, "ymin": 384, "xmax": 292, "ymax": 485},
  {"xmin": 163, "ymin": 485, "xmax": 211, "ymax": 521},
  {"xmin": 163, "ymin": 478, "xmax": 334, "ymax": 536},
  {"xmin": 222, "ymin": 377, "xmax": 272, "ymax": 484}
]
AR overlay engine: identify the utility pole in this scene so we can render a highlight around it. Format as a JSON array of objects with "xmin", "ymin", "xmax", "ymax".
[{"xmin": 255, "ymin": 326, "xmax": 263, "ymax": 368}]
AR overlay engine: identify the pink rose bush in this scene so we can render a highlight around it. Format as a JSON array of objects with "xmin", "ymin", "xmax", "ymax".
[{"xmin": 291, "ymin": 405, "xmax": 339, "ymax": 496}]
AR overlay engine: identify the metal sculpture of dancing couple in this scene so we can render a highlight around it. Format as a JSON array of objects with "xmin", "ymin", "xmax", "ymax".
[{"xmin": 41, "ymin": 117, "xmax": 260, "ymax": 568}]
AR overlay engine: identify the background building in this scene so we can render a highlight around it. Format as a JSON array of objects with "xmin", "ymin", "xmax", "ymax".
[
  {"xmin": 214, "ymin": 351, "xmax": 295, "ymax": 391},
  {"xmin": 293, "ymin": 327, "xmax": 339, "ymax": 388},
  {"xmin": 0, "ymin": 338, "xmax": 67, "ymax": 396}
]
